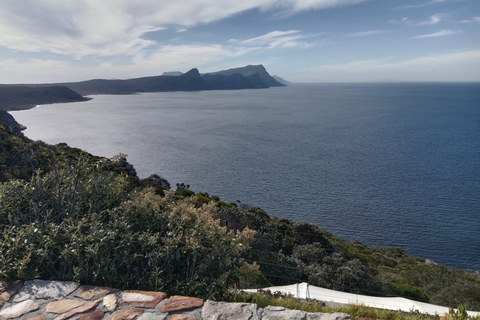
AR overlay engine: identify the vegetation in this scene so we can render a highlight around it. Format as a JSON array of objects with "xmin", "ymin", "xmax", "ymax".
[
  {"xmin": 233, "ymin": 292, "xmax": 480, "ymax": 320},
  {"xmin": 0, "ymin": 122, "xmax": 479, "ymax": 309},
  {"xmin": 232, "ymin": 291, "xmax": 434, "ymax": 320}
]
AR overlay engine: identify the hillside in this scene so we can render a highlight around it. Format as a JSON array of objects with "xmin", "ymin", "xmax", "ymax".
[
  {"xmin": 0, "ymin": 86, "xmax": 90, "ymax": 111},
  {"xmin": 272, "ymin": 75, "xmax": 292, "ymax": 85},
  {"xmin": 0, "ymin": 110, "xmax": 25, "ymax": 133},
  {"xmin": 60, "ymin": 67, "xmax": 274, "ymax": 95},
  {"xmin": 207, "ymin": 65, "xmax": 285, "ymax": 87},
  {"xmin": 0, "ymin": 65, "xmax": 283, "ymax": 96},
  {"xmin": 0, "ymin": 115, "xmax": 479, "ymax": 310}
]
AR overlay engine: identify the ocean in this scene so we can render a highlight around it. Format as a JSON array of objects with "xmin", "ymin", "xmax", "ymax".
[{"xmin": 12, "ymin": 83, "xmax": 480, "ymax": 270}]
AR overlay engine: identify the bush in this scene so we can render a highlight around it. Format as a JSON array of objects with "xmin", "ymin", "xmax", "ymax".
[{"xmin": 0, "ymin": 158, "xmax": 255, "ymax": 299}]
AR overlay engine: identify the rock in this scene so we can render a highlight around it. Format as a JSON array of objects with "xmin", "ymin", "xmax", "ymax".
[
  {"xmin": 74, "ymin": 285, "xmax": 117, "ymax": 300},
  {"xmin": 103, "ymin": 294, "xmax": 119, "ymax": 312},
  {"xmin": 0, "ymin": 280, "xmax": 22, "ymax": 302},
  {"xmin": 76, "ymin": 311, "xmax": 106, "ymax": 320},
  {"xmin": 23, "ymin": 315, "xmax": 46, "ymax": 320},
  {"xmin": 138, "ymin": 312, "xmax": 167, "ymax": 320},
  {"xmin": 53, "ymin": 299, "xmax": 100, "ymax": 320},
  {"xmin": 13, "ymin": 280, "xmax": 80, "ymax": 302},
  {"xmin": 160, "ymin": 296, "xmax": 203, "ymax": 312},
  {"xmin": 0, "ymin": 110, "xmax": 26, "ymax": 133},
  {"xmin": 106, "ymin": 308, "xmax": 144, "ymax": 320},
  {"xmin": 46, "ymin": 299, "xmax": 85, "ymax": 313},
  {"xmin": 0, "ymin": 299, "xmax": 40, "ymax": 319},
  {"xmin": 168, "ymin": 314, "xmax": 196, "ymax": 320},
  {"xmin": 121, "ymin": 290, "xmax": 166, "ymax": 309},
  {"xmin": 258, "ymin": 308, "xmax": 264, "ymax": 319},
  {"xmin": 202, "ymin": 300, "xmax": 258, "ymax": 320},
  {"xmin": 308, "ymin": 313, "xmax": 351, "ymax": 320},
  {"xmin": 262, "ymin": 305, "xmax": 306, "ymax": 320},
  {"xmin": 0, "ymin": 300, "xmax": 4, "ymax": 308}
]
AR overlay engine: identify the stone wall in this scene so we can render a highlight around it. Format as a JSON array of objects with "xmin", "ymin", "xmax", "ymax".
[{"xmin": 0, "ymin": 280, "xmax": 351, "ymax": 320}]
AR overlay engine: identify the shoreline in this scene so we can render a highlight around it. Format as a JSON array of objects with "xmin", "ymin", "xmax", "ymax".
[{"xmin": 9, "ymin": 87, "xmax": 480, "ymax": 272}]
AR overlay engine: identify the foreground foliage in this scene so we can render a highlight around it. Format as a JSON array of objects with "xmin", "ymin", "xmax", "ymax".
[
  {"xmin": 0, "ymin": 124, "xmax": 479, "ymax": 308},
  {"xmin": 233, "ymin": 292, "xmax": 480, "ymax": 320}
]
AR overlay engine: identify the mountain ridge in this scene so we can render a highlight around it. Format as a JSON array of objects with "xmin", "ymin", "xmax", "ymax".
[
  {"xmin": 0, "ymin": 86, "xmax": 90, "ymax": 111},
  {"xmin": 206, "ymin": 64, "xmax": 285, "ymax": 87},
  {"xmin": 0, "ymin": 65, "xmax": 284, "ymax": 110},
  {"xmin": 0, "ymin": 65, "xmax": 284, "ymax": 96}
]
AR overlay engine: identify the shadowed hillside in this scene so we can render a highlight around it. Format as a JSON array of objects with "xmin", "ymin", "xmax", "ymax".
[
  {"xmin": 0, "ymin": 65, "xmax": 284, "ymax": 96},
  {"xmin": 0, "ymin": 86, "xmax": 90, "ymax": 111}
]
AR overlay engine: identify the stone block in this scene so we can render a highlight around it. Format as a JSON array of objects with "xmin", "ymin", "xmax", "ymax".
[
  {"xmin": 76, "ymin": 310, "xmax": 106, "ymax": 320},
  {"xmin": 53, "ymin": 299, "xmax": 100, "ymax": 320},
  {"xmin": 202, "ymin": 300, "xmax": 258, "ymax": 320},
  {"xmin": 74, "ymin": 286, "xmax": 117, "ymax": 300},
  {"xmin": 103, "ymin": 293, "xmax": 119, "ymax": 312},
  {"xmin": 168, "ymin": 314, "xmax": 197, "ymax": 320},
  {"xmin": 0, "ymin": 299, "xmax": 40, "ymax": 319},
  {"xmin": 13, "ymin": 280, "xmax": 79, "ymax": 302},
  {"xmin": 160, "ymin": 296, "xmax": 203, "ymax": 313},
  {"xmin": 46, "ymin": 299, "xmax": 85, "ymax": 313},
  {"xmin": 106, "ymin": 308, "xmax": 144, "ymax": 320},
  {"xmin": 0, "ymin": 280, "xmax": 22, "ymax": 302},
  {"xmin": 262, "ymin": 305, "xmax": 306, "ymax": 320},
  {"xmin": 308, "ymin": 313, "xmax": 351, "ymax": 320},
  {"xmin": 121, "ymin": 290, "xmax": 166, "ymax": 309}
]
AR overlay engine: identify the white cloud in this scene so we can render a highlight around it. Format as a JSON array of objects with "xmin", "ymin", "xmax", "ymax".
[
  {"xmin": 390, "ymin": 14, "xmax": 444, "ymax": 26},
  {"xmin": 413, "ymin": 29, "xmax": 463, "ymax": 39},
  {"xmin": 389, "ymin": 17, "xmax": 410, "ymax": 24},
  {"xmin": 240, "ymin": 30, "xmax": 320, "ymax": 48},
  {"xmin": 0, "ymin": 26, "xmax": 323, "ymax": 83},
  {"xmin": 461, "ymin": 16, "xmax": 480, "ymax": 23},
  {"xmin": 417, "ymin": 14, "xmax": 444, "ymax": 25},
  {"xmin": 343, "ymin": 30, "xmax": 389, "ymax": 37},
  {"xmin": 300, "ymin": 50, "xmax": 480, "ymax": 82},
  {"xmin": 0, "ymin": 43, "xmax": 261, "ymax": 83},
  {"xmin": 0, "ymin": 0, "xmax": 368, "ymax": 57},
  {"xmin": 395, "ymin": 0, "xmax": 449, "ymax": 10}
]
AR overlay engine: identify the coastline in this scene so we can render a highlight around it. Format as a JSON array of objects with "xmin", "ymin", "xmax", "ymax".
[{"xmin": 9, "ymin": 85, "xmax": 480, "ymax": 272}]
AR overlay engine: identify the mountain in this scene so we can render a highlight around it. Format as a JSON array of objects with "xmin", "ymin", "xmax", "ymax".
[
  {"xmin": 272, "ymin": 75, "xmax": 292, "ymax": 85},
  {"xmin": 0, "ymin": 86, "xmax": 90, "ymax": 111},
  {"xmin": 0, "ymin": 65, "xmax": 284, "ymax": 99},
  {"xmin": 34, "ymin": 67, "xmax": 274, "ymax": 95},
  {"xmin": 202, "ymin": 72, "xmax": 269, "ymax": 90},
  {"xmin": 161, "ymin": 71, "xmax": 183, "ymax": 76},
  {"xmin": 0, "ymin": 109, "xmax": 26, "ymax": 133},
  {"xmin": 206, "ymin": 65, "xmax": 285, "ymax": 87}
]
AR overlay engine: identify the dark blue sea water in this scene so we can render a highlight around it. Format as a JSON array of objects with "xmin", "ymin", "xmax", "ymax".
[{"xmin": 12, "ymin": 83, "xmax": 480, "ymax": 270}]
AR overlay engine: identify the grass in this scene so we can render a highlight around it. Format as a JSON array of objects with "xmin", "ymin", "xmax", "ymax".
[{"xmin": 230, "ymin": 292, "xmax": 480, "ymax": 320}]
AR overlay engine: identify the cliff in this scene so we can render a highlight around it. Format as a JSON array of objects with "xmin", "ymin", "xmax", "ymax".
[
  {"xmin": 51, "ymin": 67, "xmax": 273, "ymax": 95},
  {"xmin": 0, "ymin": 65, "xmax": 284, "ymax": 96},
  {"xmin": 0, "ymin": 86, "xmax": 90, "ymax": 111},
  {"xmin": 0, "ymin": 110, "xmax": 26, "ymax": 133},
  {"xmin": 207, "ymin": 65, "xmax": 285, "ymax": 87}
]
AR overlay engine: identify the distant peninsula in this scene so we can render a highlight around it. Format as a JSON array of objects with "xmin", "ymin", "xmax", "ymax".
[
  {"xmin": 0, "ymin": 65, "xmax": 285, "ymax": 132},
  {"xmin": 0, "ymin": 65, "xmax": 284, "ymax": 99}
]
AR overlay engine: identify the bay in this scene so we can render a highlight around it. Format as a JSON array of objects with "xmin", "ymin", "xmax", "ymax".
[{"xmin": 12, "ymin": 83, "xmax": 480, "ymax": 270}]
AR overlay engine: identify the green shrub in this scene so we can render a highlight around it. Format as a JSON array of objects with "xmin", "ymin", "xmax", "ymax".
[{"xmin": 0, "ymin": 158, "xmax": 255, "ymax": 299}]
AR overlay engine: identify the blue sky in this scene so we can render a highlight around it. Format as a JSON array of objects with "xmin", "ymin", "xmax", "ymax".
[{"xmin": 0, "ymin": 0, "xmax": 479, "ymax": 83}]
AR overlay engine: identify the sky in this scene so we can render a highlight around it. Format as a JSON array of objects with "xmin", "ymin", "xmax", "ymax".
[{"xmin": 0, "ymin": 0, "xmax": 479, "ymax": 83}]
